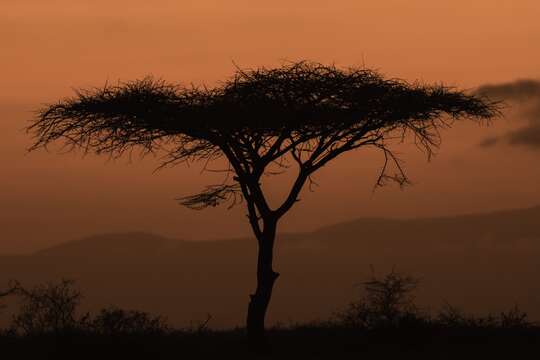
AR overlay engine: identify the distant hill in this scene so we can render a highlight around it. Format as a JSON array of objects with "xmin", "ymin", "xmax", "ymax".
[{"xmin": 1, "ymin": 206, "xmax": 539, "ymax": 328}]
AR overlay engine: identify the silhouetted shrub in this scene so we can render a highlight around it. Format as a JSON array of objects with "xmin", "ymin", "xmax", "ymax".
[
  {"xmin": 499, "ymin": 306, "xmax": 531, "ymax": 328},
  {"xmin": 437, "ymin": 303, "xmax": 533, "ymax": 329},
  {"xmin": 5, "ymin": 280, "xmax": 171, "ymax": 336},
  {"xmin": 336, "ymin": 268, "xmax": 424, "ymax": 329},
  {"xmin": 89, "ymin": 306, "xmax": 169, "ymax": 335},
  {"xmin": 337, "ymin": 269, "xmax": 535, "ymax": 334},
  {"xmin": 9, "ymin": 279, "xmax": 87, "ymax": 335}
]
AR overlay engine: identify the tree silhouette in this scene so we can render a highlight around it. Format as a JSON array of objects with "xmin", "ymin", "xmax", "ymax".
[
  {"xmin": 7, "ymin": 279, "xmax": 84, "ymax": 335},
  {"xmin": 28, "ymin": 61, "xmax": 499, "ymax": 350}
]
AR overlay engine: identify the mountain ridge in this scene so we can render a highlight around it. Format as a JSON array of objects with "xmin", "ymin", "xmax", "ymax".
[
  {"xmin": 15, "ymin": 204, "xmax": 540, "ymax": 258},
  {"xmin": 1, "ymin": 204, "xmax": 538, "ymax": 328}
]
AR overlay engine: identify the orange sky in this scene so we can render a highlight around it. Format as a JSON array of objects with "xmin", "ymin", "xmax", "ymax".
[{"xmin": 1, "ymin": 0, "xmax": 540, "ymax": 253}]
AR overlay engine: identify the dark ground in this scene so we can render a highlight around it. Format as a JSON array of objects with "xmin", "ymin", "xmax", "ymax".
[{"xmin": 2, "ymin": 324, "xmax": 539, "ymax": 360}]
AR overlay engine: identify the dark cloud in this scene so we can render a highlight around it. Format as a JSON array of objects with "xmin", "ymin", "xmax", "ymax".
[
  {"xmin": 475, "ymin": 79, "xmax": 540, "ymax": 150},
  {"xmin": 507, "ymin": 125, "xmax": 540, "ymax": 148},
  {"xmin": 479, "ymin": 136, "xmax": 500, "ymax": 148},
  {"xmin": 476, "ymin": 79, "xmax": 540, "ymax": 101}
]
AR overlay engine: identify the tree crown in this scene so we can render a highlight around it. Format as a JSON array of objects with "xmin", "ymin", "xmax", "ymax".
[{"xmin": 29, "ymin": 61, "xmax": 500, "ymax": 213}]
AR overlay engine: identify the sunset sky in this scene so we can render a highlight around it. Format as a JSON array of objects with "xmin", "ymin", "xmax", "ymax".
[{"xmin": 2, "ymin": 0, "xmax": 539, "ymax": 253}]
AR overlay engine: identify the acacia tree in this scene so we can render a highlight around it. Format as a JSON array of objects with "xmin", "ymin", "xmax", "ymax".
[{"xmin": 28, "ymin": 61, "xmax": 498, "ymax": 348}]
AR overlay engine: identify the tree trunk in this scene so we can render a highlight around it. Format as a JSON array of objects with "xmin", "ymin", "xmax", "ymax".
[{"xmin": 246, "ymin": 218, "xmax": 279, "ymax": 352}]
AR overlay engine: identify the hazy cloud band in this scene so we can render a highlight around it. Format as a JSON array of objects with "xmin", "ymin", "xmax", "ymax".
[{"xmin": 476, "ymin": 79, "xmax": 540, "ymax": 149}]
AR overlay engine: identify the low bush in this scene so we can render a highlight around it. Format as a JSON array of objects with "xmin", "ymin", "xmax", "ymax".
[
  {"xmin": 335, "ymin": 268, "xmax": 425, "ymax": 329},
  {"xmin": 89, "ymin": 306, "xmax": 169, "ymax": 335}
]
